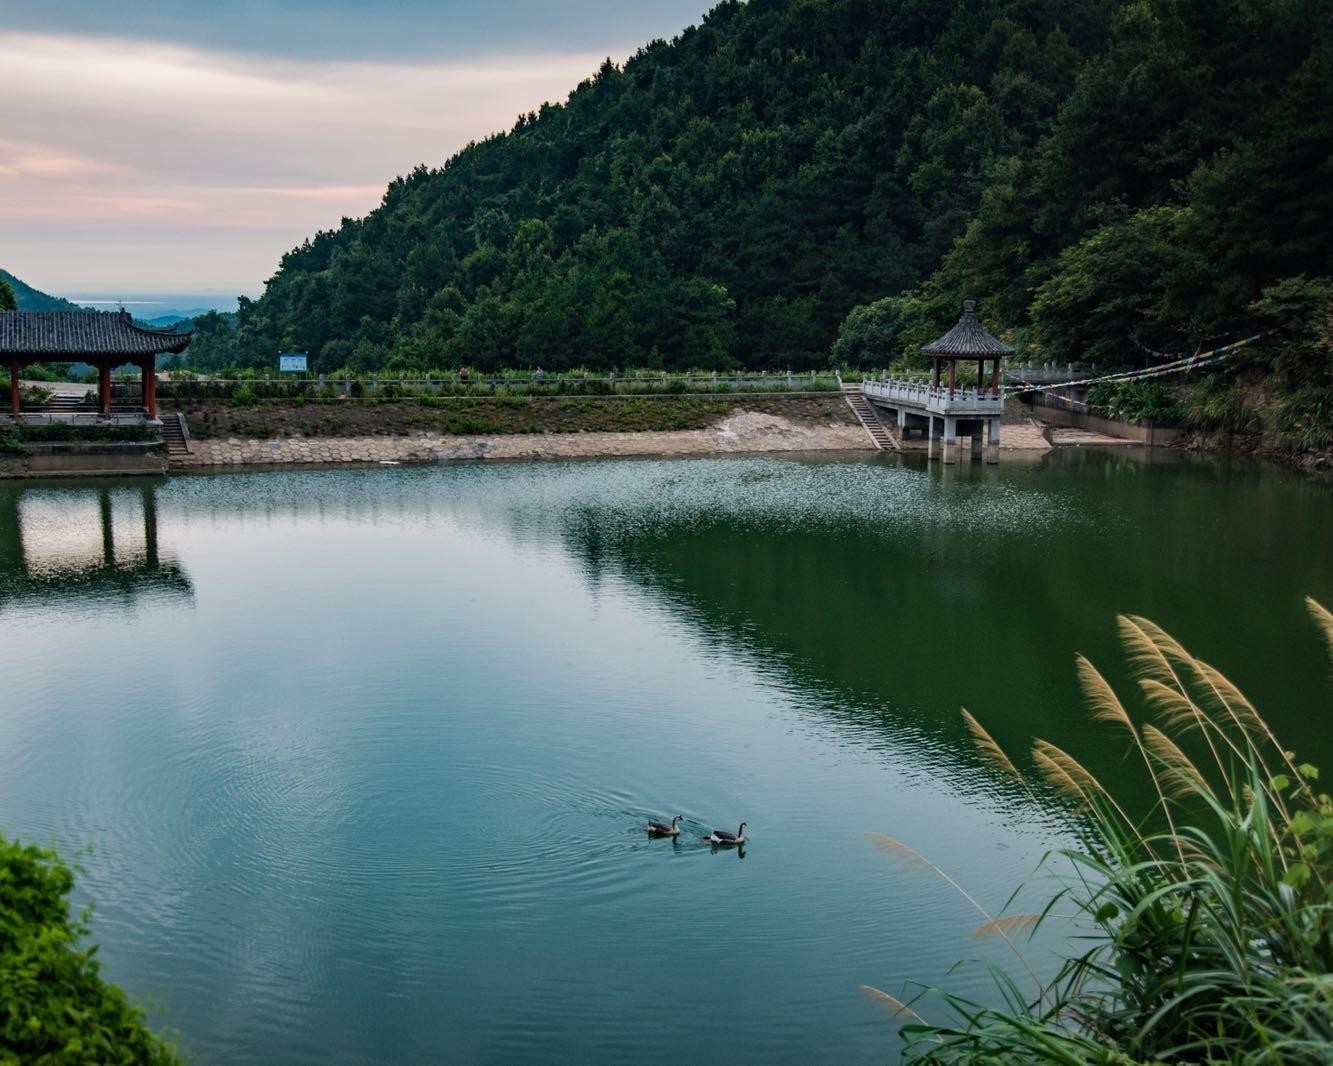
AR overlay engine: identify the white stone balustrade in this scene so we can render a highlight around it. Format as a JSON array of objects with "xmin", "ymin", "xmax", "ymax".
[{"xmin": 862, "ymin": 377, "xmax": 1004, "ymax": 415}]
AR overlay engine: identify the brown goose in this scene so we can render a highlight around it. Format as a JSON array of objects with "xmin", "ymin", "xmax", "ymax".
[
  {"xmin": 704, "ymin": 822, "xmax": 746, "ymax": 845},
  {"xmin": 645, "ymin": 815, "xmax": 683, "ymax": 837}
]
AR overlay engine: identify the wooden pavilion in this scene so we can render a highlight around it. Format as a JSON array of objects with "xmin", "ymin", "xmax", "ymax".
[
  {"xmin": 861, "ymin": 299, "xmax": 1012, "ymax": 462},
  {"xmin": 921, "ymin": 299, "xmax": 1012, "ymax": 463},
  {"xmin": 922, "ymin": 299, "xmax": 1013, "ymax": 396},
  {"xmin": 0, "ymin": 310, "xmax": 191, "ymax": 422}
]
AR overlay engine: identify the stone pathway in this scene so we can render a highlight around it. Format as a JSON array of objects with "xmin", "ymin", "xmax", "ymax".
[
  {"xmin": 1048, "ymin": 427, "xmax": 1138, "ymax": 447},
  {"xmin": 1001, "ymin": 420, "xmax": 1054, "ymax": 450}
]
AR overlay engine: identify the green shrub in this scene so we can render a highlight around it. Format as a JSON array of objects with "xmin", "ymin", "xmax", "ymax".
[
  {"xmin": 873, "ymin": 600, "xmax": 1333, "ymax": 1063},
  {"xmin": 230, "ymin": 384, "xmax": 258, "ymax": 407},
  {"xmin": 0, "ymin": 835, "xmax": 181, "ymax": 1063},
  {"xmin": 3, "ymin": 425, "xmax": 159, "ymax": 451},
  {"xmin": 1086, "ymin": 379, "xmax": 1185, "ymax": 423},
  {"xmin": 13, "ymin": 364, "xmax": 72, "ymax": 383}
]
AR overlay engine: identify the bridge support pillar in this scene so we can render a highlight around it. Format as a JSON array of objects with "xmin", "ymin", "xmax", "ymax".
[
  {"xmin": 927, "ymin": 416, "xmax": 940, "ymax": 460},
  {"xmin": 970, "ymin": 428, "xmax": 983, "ymax": 462},
  {"xmin": 942, "ymin": 416, "xmax": 958, "ymax": 465},
  {"xmin": 986, "ymin": 418, "xmax": 1001, "ymax": 463}
]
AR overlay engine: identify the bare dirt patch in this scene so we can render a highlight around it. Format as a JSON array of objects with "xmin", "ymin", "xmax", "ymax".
[{"xmin": 174, "ymin": 404, "xmax": 873, "ymax": 468}]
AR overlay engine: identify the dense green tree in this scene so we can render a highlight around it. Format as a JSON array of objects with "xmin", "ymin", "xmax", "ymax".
[
  {"xmin": 1028, "ymin": 205, "xmax": 1210, "ymax": 365},
  {"xmin": 0, "ymin": 277, "xmax": 15, "ymax": 312},
  {"xmin": 830, "ymin": 292, "xmax": 942, "ymax": 368},
  {"xmin": 180, "ymin": 310, "xmax": 239, "ymax": 370},
  {"xmin": 0, "ymin": 834, "xmax": 181, "ymax": 1063},
  {"xmin": 932, "ymin": 0, "xmax": 1331, "ymax": 370},
  {"xmin": 223, "ymin": 0, "xmax": 1329, "ymax": 410},
  {"xmin": 232, "ymin": 0, "xmax": 1111, "ymax": 373}
]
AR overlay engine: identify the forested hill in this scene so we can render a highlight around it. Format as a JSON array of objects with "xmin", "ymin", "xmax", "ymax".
[
  {"xmin": 227, "ymin": 0, "xmax": 1332, "ymax": 385},
  {"xmin": 0, "ymin": 270, "xmax": 85, "ymax": 312}
]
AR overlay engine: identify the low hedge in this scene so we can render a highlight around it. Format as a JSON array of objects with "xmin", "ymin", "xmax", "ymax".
[{"xmin": 0, "ymin": 425, "xmax": 162, "ymax": 455}]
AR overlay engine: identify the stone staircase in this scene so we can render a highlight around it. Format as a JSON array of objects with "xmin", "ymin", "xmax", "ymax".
[
  {"xmin": 161, "ymin": 412, "xmax": 191, "ymax": 456},
  {"xmin": 47, "ymin": 393, "xmax": 85, "ymax": 413},
  {"xmin": 840, "ymin": 383, "xmax": 900, "ymax": 451}
]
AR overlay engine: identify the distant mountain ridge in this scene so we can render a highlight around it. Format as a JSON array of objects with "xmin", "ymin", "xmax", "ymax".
[
  {"xmin": 0, "ymin": 269, "xmax": 88, "ymax": 313},
  {"xmin": 0, "ymin": 274, "xmax": 217, "ymax": 331}
]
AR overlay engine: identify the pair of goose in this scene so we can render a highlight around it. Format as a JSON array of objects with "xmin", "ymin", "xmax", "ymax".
[{"xmin": 645, "ymin": 815, "xmax": 747, "ymax": 845}]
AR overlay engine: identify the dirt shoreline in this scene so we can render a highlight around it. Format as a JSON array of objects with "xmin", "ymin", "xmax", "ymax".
[
  {"xmin": 0, "ymin": 403, "xmax": 1055, "ymax": 478},
  {"xmin": 172, "ymin": 409, "xmax": 874, "ymax": 468},
  {"xmin": 170, "ymin": 408, "xmax": 1054, "ymax": 470}
]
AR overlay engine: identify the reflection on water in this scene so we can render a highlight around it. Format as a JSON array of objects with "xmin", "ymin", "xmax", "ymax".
[
  {"xmin": 548, "ymin": 451, "xmax": 1333, "ymax": 779},
  {"xmin": 0, "ymin": 481, "xmax": 191, "ymax": 610},
  {"xmin": 0, "ymin": 453, "xmax": 1328, "ymax": 1065}
]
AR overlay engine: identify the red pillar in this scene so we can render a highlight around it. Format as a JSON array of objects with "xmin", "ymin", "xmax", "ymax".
[
  {"xmin": 99, "ymin": 362, "xmax": 112, "ymax": 418},
  {"xmin": 9, "ymin": 363, "xmax": 19, "ymax": 418},
  {"xmin": 143, "ymin": 361, "xmax": 158, "ymax": 420},
  {"xmin": 991, "ymin": 359, "xmax": 1001, "ymax": 396},
  {"xmin": 947, "ymin": 359, "xmax": 956, "ymax": 395},
  {"xmin": 931, "ymin": 359, "xmax": 940, "ymax": 388}
]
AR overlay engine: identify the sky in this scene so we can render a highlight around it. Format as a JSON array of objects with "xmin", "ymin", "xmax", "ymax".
[{"xmin": 1, "ymin": 2, "xmax": 714, "ymax": 301}]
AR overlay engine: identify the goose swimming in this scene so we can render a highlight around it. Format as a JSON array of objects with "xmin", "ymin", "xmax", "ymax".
[
  {"xmin": 646, "ymin": 815, "xmax": 683, "ymax": 837},
  {"xmin": 705, "ymin": 822, "xmax": 746, "ymax": 845}
]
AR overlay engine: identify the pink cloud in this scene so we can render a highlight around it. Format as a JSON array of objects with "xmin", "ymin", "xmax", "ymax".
[{"xmin": 0, "ymin": 31, "xmax": 621, "ymax": 292}]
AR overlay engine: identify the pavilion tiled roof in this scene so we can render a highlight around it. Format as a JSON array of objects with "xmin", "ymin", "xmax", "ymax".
[
  {"xmin": 0, "ymin": 310, "xmax": 191, "ymax": 358},
  {"xmin": 922, "ymin": 300, "xmax": 1014, "ymax": 357}
]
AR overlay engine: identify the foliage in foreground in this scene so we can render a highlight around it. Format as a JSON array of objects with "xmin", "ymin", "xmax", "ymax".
[
  {"xmin": 0, "ymin": 835, "xmax": 181, "ymax": 1063},
  {"xmin": 867, "ymin": 598, "xmax": 1333, "ymax": 1063}
]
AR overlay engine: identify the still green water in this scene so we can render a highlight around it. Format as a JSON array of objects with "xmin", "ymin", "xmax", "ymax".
[{"xmin": 0, "ymin": 450, "xmax": 1329, "ymax": 1064}]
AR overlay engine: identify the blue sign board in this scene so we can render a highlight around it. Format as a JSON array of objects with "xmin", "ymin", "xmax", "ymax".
[{"xmin": 278, "ymin": 353, "xmax": 308, "ymax": 372}]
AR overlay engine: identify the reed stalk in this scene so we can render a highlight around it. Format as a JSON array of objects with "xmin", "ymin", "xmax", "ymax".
[{"xmin": 869, "ymin": 599, "xmax": 1333, "ymax": 1064}]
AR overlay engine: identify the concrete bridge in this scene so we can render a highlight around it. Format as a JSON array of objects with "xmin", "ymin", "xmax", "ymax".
[
  {"xmin": 861, "ymin": 378, "xmax": 1003, "ymax": 463},
  {"xmin": 850, "ymin": 300, "xmax": 1012, "ymax": 463}
]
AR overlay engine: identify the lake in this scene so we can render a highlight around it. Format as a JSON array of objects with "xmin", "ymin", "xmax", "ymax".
[{"xmin": 1, "ymin": 450, "xmax": 1329, "ymax": 1063}]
